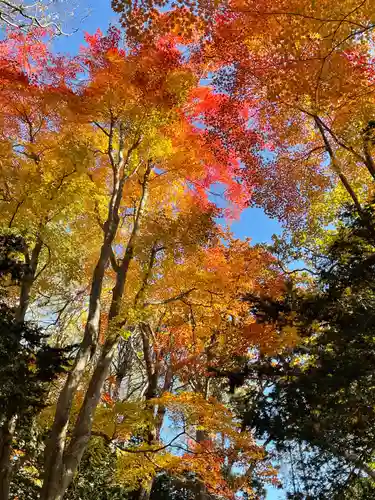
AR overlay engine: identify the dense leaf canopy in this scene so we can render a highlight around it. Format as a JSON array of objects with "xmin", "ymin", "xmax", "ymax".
[{"xmin": 1, "ymin": 1, "xmax": 375, "ymax": 499}]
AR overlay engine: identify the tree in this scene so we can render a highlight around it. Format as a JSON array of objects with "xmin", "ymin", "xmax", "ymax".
[
  {"xmin": 0, "ymin": 233, "xmax": 72, "ymax": 500},
  {"xmin": 202, "ymin": 0, "xmax": 375, "ymax": 239},
  {"xmin": 107, "ymin": 1, "xmax": 375, "ymax": 496},
  {"xmin": 8, "ymin": 3, "xmax": 373, "ymax": 495},
  {"xmin": 0, "ymin": 25, "xmax": 272, "ymax": 500},
  {"xmin": 52, "ymin": 228, "xmax": 282, "ymax": 500},
  {"xmin": 113, "ymin": 0, "xmax": 375, "ymax": 242},
  {"xmin": 231, "ymin": 200, "xmax": 375, "ymax": 497}
]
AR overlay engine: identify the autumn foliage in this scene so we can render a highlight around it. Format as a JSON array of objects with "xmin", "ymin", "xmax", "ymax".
[
  {"xmin": 1, "ymin": 0, "xmax": 375, "ymax": 498},
  {"xmin": 0, "ymin": 22, "xmax": 286, "ymax": 500}
]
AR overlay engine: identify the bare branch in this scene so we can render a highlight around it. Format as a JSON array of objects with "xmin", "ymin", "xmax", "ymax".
[
  {"xmin": 119, "ymin": 430, "xmax": 187, "ymax": 454},
  {"xmin": 0, "ymin": 0, "xmax": 75, "ymax": 36},
  {"xmin": 34, "ymin": 241, "xmax": 51, "ymax": 280},
  {"xmin": 92, "ymin": 121, "xmax": 110, "ymax": 137},
  {"xmin": 145, "ymin": 288, "xmax": 196, "ymax": 306},
  {"xmin": 8, "ymin": 198, "xmax": 24, "ymax": 228}
]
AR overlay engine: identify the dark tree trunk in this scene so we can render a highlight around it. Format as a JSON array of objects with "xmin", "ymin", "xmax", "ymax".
[{"xmin": 0, "ymin": 416, "xmax": 17, "ymax": 500}]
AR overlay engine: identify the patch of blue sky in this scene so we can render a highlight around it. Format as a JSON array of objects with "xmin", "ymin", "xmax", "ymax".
[
  {"xmin": 52, "ymin": 0, "xmax": 119, "ymax": 55},
  {"xmin": 209, "ymin": 182, "xmax": 283, "ymax": 244}
]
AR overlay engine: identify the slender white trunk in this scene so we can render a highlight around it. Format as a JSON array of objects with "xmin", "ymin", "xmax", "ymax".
[{"xmin": 40, "ymin": 158, "xmax": 151, "ymax": 500}]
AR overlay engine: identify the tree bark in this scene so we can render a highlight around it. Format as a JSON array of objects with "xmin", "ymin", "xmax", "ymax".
[
  {"xmin": 363, "ymin": 128, "xmax": 375, "ymax": 181},
  {"xmin": 0, "ymin": 416, "xmax": 17, "ymax": 500},
  {"xmin": 40, "ymin": 204, "xmax": 121, "ymax": 500},
  {"xmin": 134, "ymin": 323, "xmax": 173, "ymax": 500},
  {"xmin": 41, "ymin": 127, "xmax": 141, "ymax": 500},
  {"xmin": 40, "ymin": 159, "xmax": 151, "ymax": 500},
  {"xmin": 0, "ymin": 236, "xmax": 43, "ymax": 498},
  {"xmin": 59, "ymin": 335, "xmax": 120, "ymax": 496},
  {"xmin": 16, "ymin": 236, "xmax": 43, "ymax": 323},
  {"xmin": 195, "ymin": 429, "xmax": 210, "ymax": 500},
  {"xmin": 123, "ymin": 240, "xmax": 168, "ymax": 500}
]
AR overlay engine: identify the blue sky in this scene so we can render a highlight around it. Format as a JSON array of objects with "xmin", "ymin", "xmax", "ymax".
[{"xmin": 54, "ymin": 3, "xmax": 284, "ymax": 497}]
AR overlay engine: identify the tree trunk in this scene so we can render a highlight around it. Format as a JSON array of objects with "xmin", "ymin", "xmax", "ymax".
[
  {"xmin": 134, "ymin": 366, "xmax": 173, "ymax": 500},
  {"xmin": 40, "ymin": 123, "xmax": 139, "ymax": 499},
  {"xmin": 0, "ymin": 416, "xmax": 17, "ymax": 500},
  {"xmin": 40, "ymin": 160, "xmax": 151, "ymax": 500},
  {"xmin": 314, "ymin": 116, "xmax": 363, "ymax": 214},
  {"xmin": 195, "ymin": 429, "xmax": 211, "ymax": 500},
  {"xmin": 0, "ymin": 236, "xmax": 43, "ymax": 498},
  {"xmin": 40, "ymin": 229, "xmax": 118, "ymax": 500},
  {"xmin": 114, "ymin": 339, "xmax": 132, "ymax": 400},
  {"xmin": 133, "ymin": 482, "xmax": 154, "ymax": 500},
  {"xmin": 17, "ymin": 236, "xmax": 43, "ymax": 323},
  {"xmin": 363, "ymin": 128, "xmax": 375, "ymax": 181},
  {"xmin": 59, "ymin": 335, "xmax": 120, "ymax": 496},
  {"xmin": 41, "ymin": 144, "xmax": 125, "ymax": 500}
]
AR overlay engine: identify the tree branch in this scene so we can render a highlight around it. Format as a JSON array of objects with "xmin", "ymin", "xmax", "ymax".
[{"xmin": 145, "ymin": 288, "xmax": 196, "ymax": 306}]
